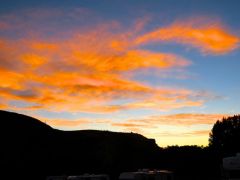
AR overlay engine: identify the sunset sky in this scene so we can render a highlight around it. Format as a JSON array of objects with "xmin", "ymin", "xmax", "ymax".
[{"xmin": 0, "ymin": 0, "xmax": 240, "ymax": 147}]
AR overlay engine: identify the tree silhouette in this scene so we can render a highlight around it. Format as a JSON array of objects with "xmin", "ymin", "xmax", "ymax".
[{"xmin": 209, "ymin": 115, "xmax": 240, "ymax": 156}]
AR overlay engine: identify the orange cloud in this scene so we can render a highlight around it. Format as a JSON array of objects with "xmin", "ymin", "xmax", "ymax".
[
  {"xmin": 111, "ymin": 114, "xmax": 228, "ymax": 132},
  {"xmin": 0, "ymin": 103, "xmax": 7, "ymax": 109},
  {"xmin": 124, "ymin": 99, "xmax": 203, "ymax": 111},
  {"xmin": 73, "ymin": 49, "xmax": 189, "ymax": 72},
  {"xmin": 0, "ymin": 26, "xmax": 197, "ymax": 113},
  {"xmin": 20, "ymin": 54, "xmax": 48, "ymax": 68},
  {"xmin": 128, "ymin": 113, "xmax": 228, "ymax": 126},
  {"xmin": 111, "ymin": 122, "xmax": 156, "ymax": 128},
  {"xmin": 135, "ymin": 19, "xmax": 239, "ymax": 54},
  {"xmin": 35, "ymin": 116, "xmax": 111, "ymax": 128},
  {"xmin": 31, "ymin": 42, "xmax": 57, "ymax": 51},
  {"xmin": 0, "ymin": 69, "xmax": 25, "ymax": 90},
  {"xmin": 119, "ymin": 88, "xmax": 205, "ymax": 111},
  {"xmin": 109, "ymin": 113, "xmax": 227, "ymax": 135},
  {"xmin": 148, "ymin": 130, "xmax": 210, "ymax": 137},
  {"xmin": 43, "ymin": 118, "xmax": 90, "ymax": 127},
  {"xmin": 112, "ymin": 113, "xmax": 229, "ymax": 147},
  {"xmin": 0, "ymin": 15, "xmax": 226, "ymax": 114}
]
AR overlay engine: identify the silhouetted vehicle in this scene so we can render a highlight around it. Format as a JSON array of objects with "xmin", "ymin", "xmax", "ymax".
[
  {"xmin": 68, "ymin": 174, "xmax": 109, "ymax": 180},
  {"xmin": 221, "ymin": 153, "xmax": 240, "ymax": 180},
  {"xmin": 46, "ymin": 176, "xmax": 68, "ymax": 180},
  {"xmin": 46, "ymin": 174, "xmax": 109, "ymax": 180},
  {"xmin": 119, "ymin": 169, "xmax": 174, "ymax": 180}
]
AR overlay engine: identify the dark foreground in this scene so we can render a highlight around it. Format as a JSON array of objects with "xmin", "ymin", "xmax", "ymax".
[{"xmin": 0, "ymin": 110, "xmax": 224, "ymax": 180}]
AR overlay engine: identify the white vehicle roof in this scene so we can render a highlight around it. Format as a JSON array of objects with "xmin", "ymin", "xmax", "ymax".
[{"xmin": 223, "ymin": 153, "xmax": 240, "ymax": 170}]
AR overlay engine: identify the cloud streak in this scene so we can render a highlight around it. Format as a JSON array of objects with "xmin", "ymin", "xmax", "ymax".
[
  {"xmin": 0, "ymin": 10, "xmax": 235, "ymax": 116},
  {"xmin": 0, "ymin": 13, "xmax": 204, "ymax": 113},
  {"xmin": 111, "ymin": 113, "xmax": 229, "ymax": 146},
  {"xmin": 147, "ymin": 130, "xmax": 211, "ymax": 137},
  {"xmin": 135, "ymin": 18, "xmax": 239, "ymax": 54},
  {"xmin": 36, "ymin": 116, "xmax": 111, "ymax": 128},
  {"xmin": 127, "ymin": 113, "xmax": 228, "ymax": 126},
  {"xmin": 111, "ymin": 113, "xmax": 228, "ymax": 135}
]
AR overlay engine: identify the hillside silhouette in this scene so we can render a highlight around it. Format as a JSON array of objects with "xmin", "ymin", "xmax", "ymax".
[
  {"xmin": 0, "ymin": 110, "xmax": 160, "ymax": 180},
  {"xmin": 2, "ymin": 110, "xmax": 238, "ymax": 180}
]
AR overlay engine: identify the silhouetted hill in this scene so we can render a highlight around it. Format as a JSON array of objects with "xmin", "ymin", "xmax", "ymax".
[
  {"xmin": 0, "ymin": 110, "xmax": 224, "ymax": 180},
  {"xmin": 0, "ymin": 110, "xmax": 159, "ymax": 180},
  {"xmin": 0, "ymin": 110, "xmax": 53, "ymax": 179}
]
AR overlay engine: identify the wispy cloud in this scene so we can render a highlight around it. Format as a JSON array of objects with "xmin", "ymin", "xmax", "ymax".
[
  {"xmin": 111, "ymin": 113, "xmax": 229, "ymax": 146},
  {"xmin": 0, "ymin": 10, "xmax": 233, "ymax": 114},
  {"xmin": 0, "ymin": 13, "xmax": 205, "ymax": 113},
  {"xmin": 110, "ymin": 113, "xmax": 228, "ymax": 136},
  {"xmin": 44, "ymin": 118, "xmax": 90, "ymax": 127},
  {"xmin": 135, "ymin": 18, "xmax": 239, "ymax": 54},
  {"xmin": 147, "ymin": 130, "xmax": 211, "ymax": 137},
  {"xmin": 127, "ymin": 113, "xmax": 228, "ymax": 126},
  {"xmin": 36, "ymin": 116, "xmax": 110, "ymax": 128},
  {"xmin": 112, "ymin": 122, "xmax": 156, "ymax": 128}
]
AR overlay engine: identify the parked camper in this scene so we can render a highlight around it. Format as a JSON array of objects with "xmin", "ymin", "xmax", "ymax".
[
  {"xmin": 222, "ymin": 153, "xmax": 240, "ymax": 180},
  {"xmin": 46, "ymin": 174, "xmax": 109, "ymax": 180},
  {"xmin": 46, "ymin": 176, "xmax": 68, "ymax": 180},
  {"xmin": 119, "ymin": 169, "xmax": 174, "ymax": 180},
  {"xmin": 68, "ymin": 174, "xmax": 109, "ymax": 180}
]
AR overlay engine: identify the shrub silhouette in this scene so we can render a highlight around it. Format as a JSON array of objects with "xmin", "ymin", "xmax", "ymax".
[{"xmin": 209, "ymin": 114, "xmax": 240, "ymax": 156}]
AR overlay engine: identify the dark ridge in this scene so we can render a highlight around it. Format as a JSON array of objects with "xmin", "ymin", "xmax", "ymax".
[
  {"xmin": 1, "ymin": 110, "xmax": 228, "ymax": 180},
  {"xmin": 0, "ymin": 109, "xmax": 52, "ymax": 131},
  {"xmin": 0, "ymin": 110, "xmax": 160, "ymax": 180}
]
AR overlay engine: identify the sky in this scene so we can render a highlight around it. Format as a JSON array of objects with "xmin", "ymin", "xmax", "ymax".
[{"xmin": 0, "ymin": 0, "xmax": 240, "ymax": 147}]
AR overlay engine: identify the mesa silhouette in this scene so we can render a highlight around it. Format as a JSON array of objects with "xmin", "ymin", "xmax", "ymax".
[
  {"xmin": 0, "ymin": 110, "xmax": 159, "ymax": 180},
  {"xmin": 2, "ymin": 110, "xmax": 231, "ymax": 180}
]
